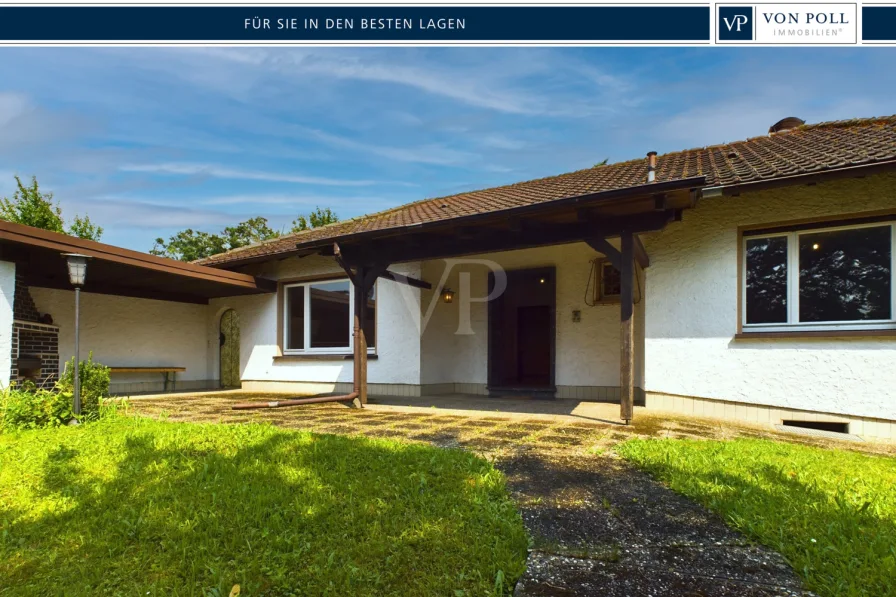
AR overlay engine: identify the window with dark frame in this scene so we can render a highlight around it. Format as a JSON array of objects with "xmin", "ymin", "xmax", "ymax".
[
  {"xmin": 283, "ymin": 279, "xmax": 377, "ymax": 353},
  {"xmin": 601, "ymin": 261, "xmax": 622, "ymax": 299},
  {"xmin": 743, "ymin": 220, "xmax": 895, "ymax": 332}
]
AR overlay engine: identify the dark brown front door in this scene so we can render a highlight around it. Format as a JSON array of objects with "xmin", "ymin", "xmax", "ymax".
[
  {"xmin": 517, "ymin": 305, "xmax": 552, "ymax": 386},
  {"xmin": 488, "ymin": 267, "xmax": 556, "ymax": 393}
]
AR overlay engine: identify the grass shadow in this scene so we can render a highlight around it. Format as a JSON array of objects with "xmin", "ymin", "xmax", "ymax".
[
  {"xmin": 619, "ymin": 438, "xmax": 896, "ymax": 597},
  {"xmin": 0, "ymin": 417, "xmax": 528, "ymax": 596}
]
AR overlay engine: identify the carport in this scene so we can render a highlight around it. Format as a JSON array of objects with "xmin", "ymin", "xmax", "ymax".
[{"xmin": 0, "ymin": 221, "xmax": 275, "ymax": 391}]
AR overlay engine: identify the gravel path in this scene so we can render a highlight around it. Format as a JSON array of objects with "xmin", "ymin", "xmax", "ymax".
[{"xmin": 502, "ymin": 452, "xmax": 811, "ymax": 596}]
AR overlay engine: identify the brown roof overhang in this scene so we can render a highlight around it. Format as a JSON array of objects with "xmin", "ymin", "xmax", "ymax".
[
  {"xmin": 0, "ymin": 221, "xmax": 276, "ymax": 304},
  {"xmin": 296, "ymin": 176, "xmax": 707, "ymax": 253}
]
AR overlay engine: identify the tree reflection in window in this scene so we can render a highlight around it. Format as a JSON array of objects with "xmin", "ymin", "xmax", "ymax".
[
  {"xmin": 746, "ymin": 236, "xmax": 788, "ymax": 324},
  {"xmin": 799, "ymin": 226, "xmax": 891, "ymax": 322},
  {"xmin": 310, "ymin": 281, "xmax": 351, "ymax": 348}
]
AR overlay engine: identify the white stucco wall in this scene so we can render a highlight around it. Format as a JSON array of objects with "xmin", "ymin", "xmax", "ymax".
[
  {"xmin": 30, "ymin": 287, "xmax": 211, "ymax": 383},
  {"xmin": 642, "ymin": 172, "xmax": 896, "ymax": 420},
  {"xmin": 209, "ymin": 255, "xmax": 422, "ymax": 386},
  {"xmin": 0, "ymin": 261, "xmax": 14, "ymax": 386},
  {"xmin": 419, "ymin": 242, "xmax": 643, "ymax": 389}
]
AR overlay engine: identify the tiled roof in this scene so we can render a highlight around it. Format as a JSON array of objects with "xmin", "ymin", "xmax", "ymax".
[{"xmin": 197, "ymin": 115, "xmax": 896, "ymax": 266}]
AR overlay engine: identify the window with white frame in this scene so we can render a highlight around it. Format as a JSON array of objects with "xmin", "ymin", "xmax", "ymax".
[
  {"xmin": 742, "ymin": 220, "xmax": 895, "ymax": 332},
  {"xmin": 283, "ymin": 279, "xmax": 376, "ymax": 353}
]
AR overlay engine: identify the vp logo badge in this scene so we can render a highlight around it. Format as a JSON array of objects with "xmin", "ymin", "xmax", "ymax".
[{"xmin": 718, "ymin": 6, "xmax": 753, "ymax": 40}]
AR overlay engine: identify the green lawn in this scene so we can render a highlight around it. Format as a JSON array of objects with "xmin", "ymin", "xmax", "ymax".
[
  {"xmin": 617, "ymin": 438, "xmax": 896, "ymax": 597},
  {"xmin": 0, "ymin": 416, "xmax": 528, "ymax": 596}
]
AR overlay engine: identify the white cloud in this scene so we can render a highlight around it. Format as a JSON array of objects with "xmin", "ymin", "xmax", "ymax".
[
  {"xmin": 61, "ymin": 197, "xmax": 250, "ymax": 230},
  {"xmin": 478, "ymin": 134, "xmax": 529, "ymax": 151},
  {"xmin": 307, "ymin": 128, "xmax": 478, "ymax": 166},
  {"xmin": 199, "ymin": 192, "xmax": 393, "ymax": 208},
  {"xmin": 198, "ymin": 49, "xmax": 627, "ymax": 118},
  {"xmin": 0, "ymin": 92, "xmax": 29, "ymax": 127},
  {"xmin": 0, "ymin": 93, "xmax": 93, "ymax": 155},
  {"xmin": 119, "ymin": 162, "xmax": 381, "ymax": 187}
]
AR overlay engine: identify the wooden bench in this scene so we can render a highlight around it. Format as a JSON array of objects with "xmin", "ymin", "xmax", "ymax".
[{"xmin": 109, "ymin": 367, "xmax": 186, "ymax": 392}]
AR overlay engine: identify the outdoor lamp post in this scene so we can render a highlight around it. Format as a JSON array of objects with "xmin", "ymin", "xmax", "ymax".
[{"xmin": 63, "ymin": 254, "xmax": 90, "ymax": 418}]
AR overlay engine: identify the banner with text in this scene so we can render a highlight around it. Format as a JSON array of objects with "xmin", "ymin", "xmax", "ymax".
[{"xmin": 0, "ymin": 3, "xmax": 893, "ymax": 45}]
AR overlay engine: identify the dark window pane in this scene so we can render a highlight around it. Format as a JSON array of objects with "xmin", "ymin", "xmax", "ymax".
[
  {"xmin": 746, "ymin": 236, "xmax": 788, "ymax": 324},
  {"xmin": 364, "ymin": 285, "xmax": 377, "ymax": 349},
  {"xmin": 799, "ymin": 226, "xmax": 891, "ymax": 322},
  {"xmin": 286, "ymin": 286, "xmax": 304, "ymax": 350},
  {"xmin": 602, "ymin": 263, "xmax": 621, "ymax": 297},
  {"xmin": 310, "ymin": 281, "xmax": 351, "ymax": 348}
]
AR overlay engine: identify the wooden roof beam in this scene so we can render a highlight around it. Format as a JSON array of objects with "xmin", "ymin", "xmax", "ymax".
[
  {"xmin": 341, "ymin": 210, "xmax": 675, "ymax": 266},
  {"xmin": 379, "ymin": 270, "xmax": 432, "ymax": 290}
]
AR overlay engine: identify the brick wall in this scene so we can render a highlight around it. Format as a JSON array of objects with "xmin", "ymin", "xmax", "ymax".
[
  {"xmin": 9, "ymin": 270, "xmax": 60, "ymax": 388},
  {"xmin": 11, "ymin": 321, "xmax": 60, "ymax": 389},
  {"xmin": 13, "ymin": 270, "xmax": 41, "ymax": 322}
]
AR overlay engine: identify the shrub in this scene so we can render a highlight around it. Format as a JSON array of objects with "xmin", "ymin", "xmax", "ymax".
[
  {"xmin": 57, "ymin": 352, "xmax": 110, "ymax": 421},
  {"xmin": 0, "ymin": 386, "xmax": 72, "ymax": 430}
]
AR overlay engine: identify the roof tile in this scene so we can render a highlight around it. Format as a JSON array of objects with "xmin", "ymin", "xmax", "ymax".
[{"xmin": 197, "ymin": 115, "xmax": 896, "ymax": 266}]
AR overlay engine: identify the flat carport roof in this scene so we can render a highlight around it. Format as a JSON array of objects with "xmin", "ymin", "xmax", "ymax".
[{"xmin": 0, "ymin": 222, "xmax": 276, "ymax": 304}]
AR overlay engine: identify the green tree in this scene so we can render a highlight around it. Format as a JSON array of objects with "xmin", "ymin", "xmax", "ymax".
[
  {"xmin": 0, "ymin": 175, "xmax": 104, "ymax": 241},
  {"xmin": 291, "ymin": 207, "xmax": 339, "ymax": 232},
  {"xmin": 150, "ymin": 229, "xmax": 228, "ymax": 262},
  {"xmin": 153, "ymin": 209, "xmax": 339, "ymax": 262},
  {"xmin": 68, "ymin": 214, "xmax": 104, "ymax": 242},
  {"xmin": 150, "ymin": 216, "xmax": 282, "ymax": 262},
  {"xmin": 223, "ymin": 216, "xmax": 279, "ymax": 249}
]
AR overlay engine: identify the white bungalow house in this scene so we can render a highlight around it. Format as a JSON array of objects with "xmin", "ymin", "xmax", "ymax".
[{"xmin": 1, "ymin": 115, "xmax": 895, "ymax": 440}]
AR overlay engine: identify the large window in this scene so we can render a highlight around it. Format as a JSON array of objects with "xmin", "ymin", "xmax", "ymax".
[
  {"xmin": 283, "ymin": 279, "xmax": 376, "ymax": 353},
  {"xmin": 743, "ymin": 221, "xmax": 895, "ymax": 332}
]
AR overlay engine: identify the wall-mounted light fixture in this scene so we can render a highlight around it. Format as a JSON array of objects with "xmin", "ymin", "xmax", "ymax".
[{"xmin": 441, "ymin": 288, "xmax": 455, "ymax": 303}]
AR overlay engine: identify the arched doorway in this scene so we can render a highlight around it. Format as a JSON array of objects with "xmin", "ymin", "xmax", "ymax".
[{"xmin": 219, "ymin": 309, "xmax": 241, "ymax": 388}]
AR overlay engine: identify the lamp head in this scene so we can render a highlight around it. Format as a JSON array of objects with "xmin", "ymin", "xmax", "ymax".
[{"xmin": 63, "ymin": 253, "xmax": 90, "ymax": 287}]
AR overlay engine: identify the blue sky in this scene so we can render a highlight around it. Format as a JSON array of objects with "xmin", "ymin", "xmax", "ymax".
[{"xmin": 0, "ymin": 48, "xmax": 892, "ymax": 251}]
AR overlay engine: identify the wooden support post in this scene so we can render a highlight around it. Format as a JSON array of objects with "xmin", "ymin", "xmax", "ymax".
[
  {"xmin": 354, "ymin": 265, "xmax": 369, "ymax": 406},
  {"xmin": 619, "ymin": 231, "xmax": 635, "ymax": 424}
]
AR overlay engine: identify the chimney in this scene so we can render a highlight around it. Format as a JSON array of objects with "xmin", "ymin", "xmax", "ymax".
[
  {"xmin": 768, "ymin": 117, "xmax": 805, "ymax": 135},
  {"xmin": 647, "ymin": 151, "xmax": 657, "ymax": 183}
]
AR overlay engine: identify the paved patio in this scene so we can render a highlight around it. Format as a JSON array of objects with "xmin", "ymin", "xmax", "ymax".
[{"xmin": 129, "ymin": 391, "xmax": 881, "ymax": 596}]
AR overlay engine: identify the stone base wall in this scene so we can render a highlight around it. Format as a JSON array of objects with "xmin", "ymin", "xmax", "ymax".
[
  {"xmin": 110, "ymin": 379, "xmax": 220, "ymax": 396},
  {"xmin": 241, "ymin": 380, "xmax": 644, "ymax": 403},
  {"xmin": 241, "ymin": 380, "xmax": 423, "ymax": 398},
  {"xmin": 645, "ymin": 391, "xmax": 895, "ymax": 442}
]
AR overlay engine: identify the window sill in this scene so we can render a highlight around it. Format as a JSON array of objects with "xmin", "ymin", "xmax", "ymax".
[
  {"xmin": 735, "ymin": 329, "xmax": 896, "ymax": 340},
  {"xmin": 274, "ymin": 353, "xmax": 378, "ymax": 362}
]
